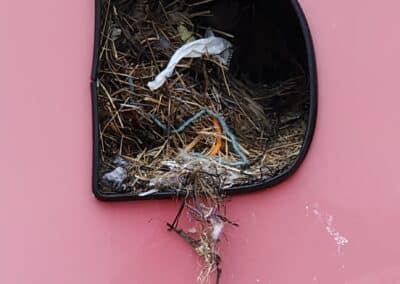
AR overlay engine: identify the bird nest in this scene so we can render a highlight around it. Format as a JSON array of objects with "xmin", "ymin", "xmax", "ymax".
[
  {"xmin": 97, "ymin": 0, "xmax": 309, "ymax": 197},
  {"xmin": 95, "ymin": 0, "xmax": 310, "ymax": 282}
]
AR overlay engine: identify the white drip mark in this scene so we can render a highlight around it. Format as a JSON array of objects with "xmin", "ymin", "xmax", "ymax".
[{"xmin": 306, "ymin": 203, "xmax": 349, "ymax": 254}]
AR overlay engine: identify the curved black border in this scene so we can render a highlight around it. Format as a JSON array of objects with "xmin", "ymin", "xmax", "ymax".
[{"xmin": 91, "ymin": 0, "xmax": 318, "ymax": 201}]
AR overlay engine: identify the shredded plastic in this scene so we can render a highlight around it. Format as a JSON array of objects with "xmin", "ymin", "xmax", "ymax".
[
  {"xmin": 210, "ymin": 217, "xmax": 225, "ymax": 241},
  {"xmin": 102, "ymin": 167, "xmax": 127, "ymax": 188},
  {"xmin": 149, "ymin": 150, "xmax": 245, "ymax": 190},
  {"xmin": 113, "ymin": 155, "xmax": 127, "ymax": 167}
]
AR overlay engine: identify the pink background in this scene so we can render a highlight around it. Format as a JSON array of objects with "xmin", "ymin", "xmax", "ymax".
[{"xmin": 1, "ymin": 0, "xmax": 400, "ymax": 283}]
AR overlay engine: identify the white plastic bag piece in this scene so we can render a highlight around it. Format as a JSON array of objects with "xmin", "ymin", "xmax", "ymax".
[
  {"xmin": 147, "ymin": 36, "xmax": 232, "ymax": 91},
  {"xmin": 102, "ymin": 167, "xmax": 127, "ymax": 188},
  {"xmin": 210, "ymin": 218, "xmax": 225, "ymax": 241}
]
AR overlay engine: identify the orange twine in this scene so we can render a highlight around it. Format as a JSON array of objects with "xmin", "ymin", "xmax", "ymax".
[{"xmin": 207, "ymin": 118, "xmax": 222, "ymax": 156}]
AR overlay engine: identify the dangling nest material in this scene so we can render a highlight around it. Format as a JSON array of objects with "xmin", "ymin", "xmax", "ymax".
[{"xmin": 97, "ymin": 0, "xmax": 309, "ymax": 282}]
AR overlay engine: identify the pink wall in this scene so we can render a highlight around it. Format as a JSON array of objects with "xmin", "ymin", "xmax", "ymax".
[{"xmin": 1, "ymin": 0, "xmax": 400, "ymax": 283}]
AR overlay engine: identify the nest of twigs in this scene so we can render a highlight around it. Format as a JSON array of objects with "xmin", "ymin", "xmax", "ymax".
[
  {"xmin": 98, "ymin": 0, "xmax": 308, "ymax": 195},
  {"xmin": 96, "ymin": 0, "xmax": 309, "ymax": 282}
]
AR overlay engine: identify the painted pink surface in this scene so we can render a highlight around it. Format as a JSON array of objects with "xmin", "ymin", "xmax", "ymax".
[{"xmin": 1, "ymin": 0, "xmax": 400, "ymax": 283}]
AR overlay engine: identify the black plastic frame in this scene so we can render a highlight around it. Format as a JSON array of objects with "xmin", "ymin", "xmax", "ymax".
[{"xmin": 91, "ymin": 0, "xmax": 318, "ymax": 201}]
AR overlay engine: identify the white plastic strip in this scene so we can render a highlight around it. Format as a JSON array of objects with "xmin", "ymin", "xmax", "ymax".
[{"xmin": 147, "ymin": 36, "xmax": 232, "ymax": 91}]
